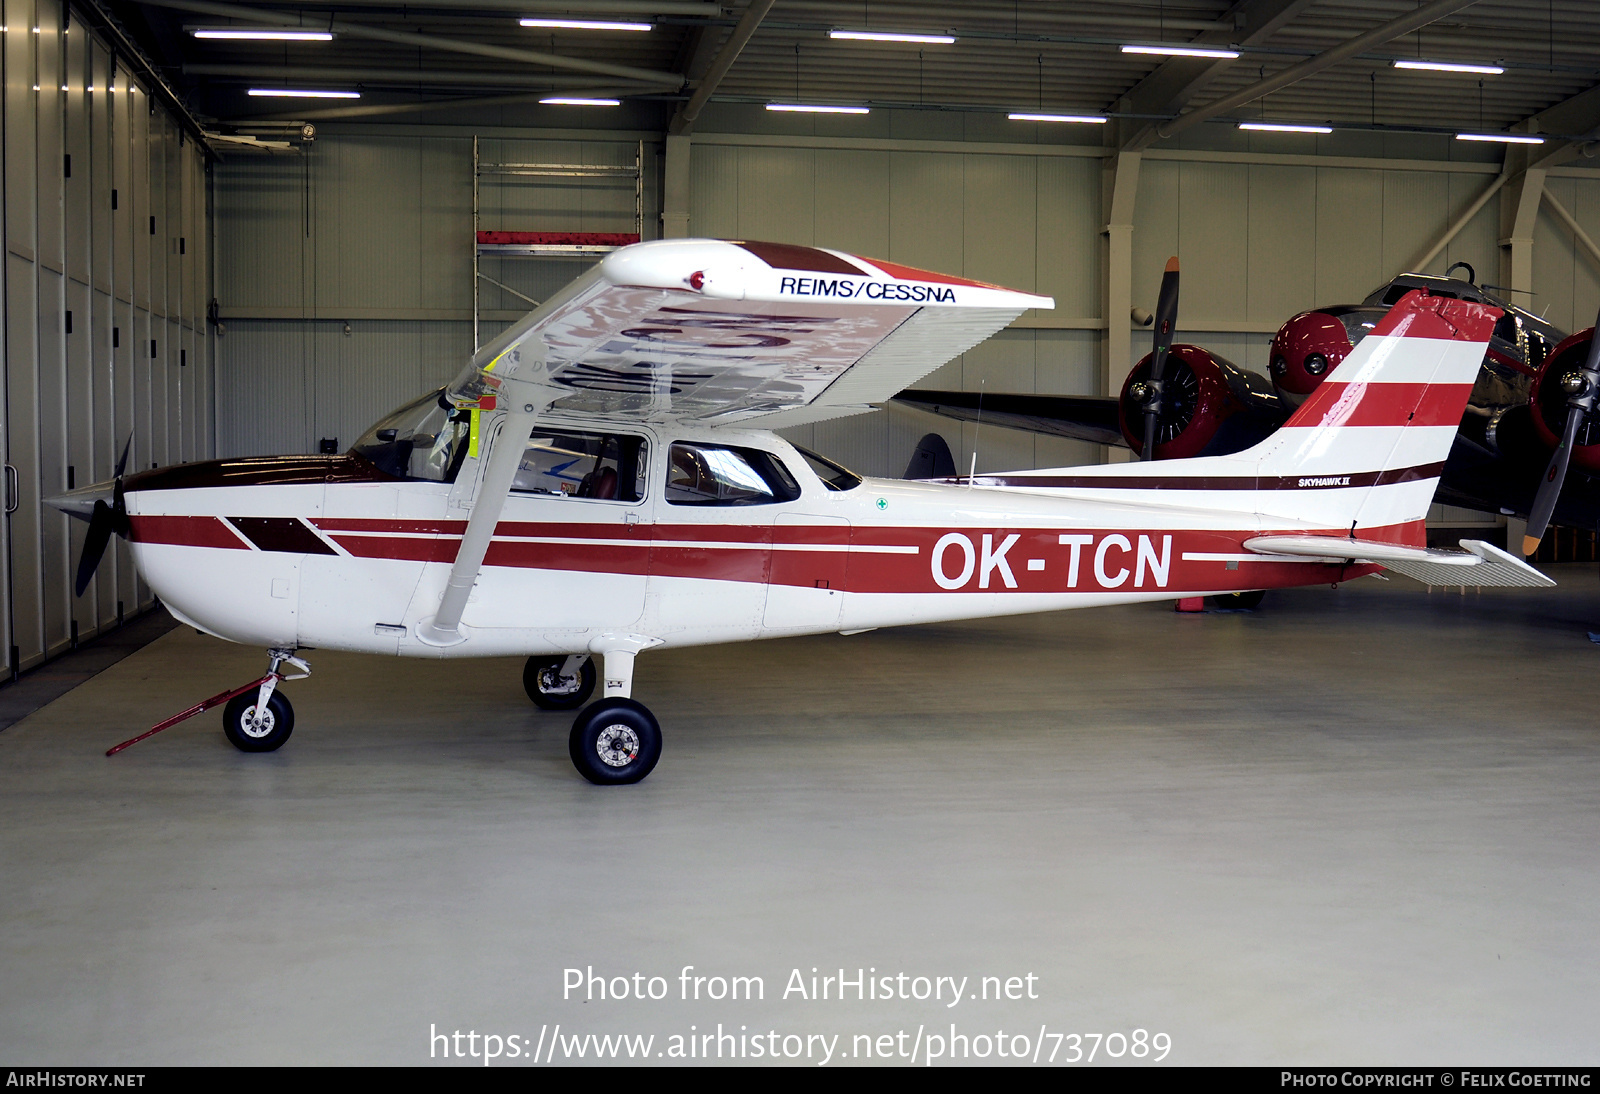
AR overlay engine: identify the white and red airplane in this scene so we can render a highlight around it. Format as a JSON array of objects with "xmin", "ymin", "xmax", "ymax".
[{"xmin": 49, "ymin": 239, "xmax": 1551, "ymax": 784}]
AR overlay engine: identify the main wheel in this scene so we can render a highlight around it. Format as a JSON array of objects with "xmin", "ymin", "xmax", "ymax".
[
  {"xmin": 1210, "ymin": 590, "xmax": 1267, "ymax": 610},
  {"xmin": 569, "ymin": 698, "xmax": 661, "ymax": 785},
  {"xmin": 222, "ymin": 689, "xmax": 295, "ymax": 753},
  {"xmin": 523, "ymin": 655, "xmax": 597, "ymax": 710}
]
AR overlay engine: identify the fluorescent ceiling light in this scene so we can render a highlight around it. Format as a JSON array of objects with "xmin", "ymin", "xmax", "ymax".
[
  {"xmin": 1008, "ymin": 112, "xmax": 1106, "ymax": 124},
  {"xmin": 1239, "ymin": 121, "xmax": 1332, "ymax": 133},
  {"xmin": 540, "ymin": 97, "xmax": 620, "ymax": 106},
  {"xmin": 1455, "ymin": 132, "xmax": 1544, "ymax": 144},
  {"xmin": 519, "ymin": 18, "xmax": 651, "ymax": 31},
  {"xmin": 248, "ymin": 88, "xmax": 360, "ymax": 98},
  {"xmin": 766, "ymin": 103, "xmax": 870, "ymax": 114},
  {"xmin": 1122, "ymin": 44, "xmax": 1240, "ymax": 59},
  {"xmin": 192, "ymin": 28, "xmax": 334, "ymax": 40},
  {"xmin": 1392, "ymin": 59, "xmax": 1504, "ymax": 75},
  {"xmin": 829, "ymin": 29, "xmax": 955, "ymax": 45}
]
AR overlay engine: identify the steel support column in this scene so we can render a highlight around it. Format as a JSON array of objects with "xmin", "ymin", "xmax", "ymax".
[
  {"xmin": 662, "ymin": 135, "xmax": 691, "ymax": 239},
  {"xmin": 1500, "ymin": 166, "xmax": 1546, "ymax": 298}
]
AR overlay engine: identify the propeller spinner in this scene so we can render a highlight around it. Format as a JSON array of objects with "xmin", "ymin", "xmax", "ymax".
[
  {"xmin": 47, "ymin": 434, "xmax": 134, "ymax": 597},
  {"xmin": 1522, "ymin": 306, "xmax": 1600, "ymax": 556}
]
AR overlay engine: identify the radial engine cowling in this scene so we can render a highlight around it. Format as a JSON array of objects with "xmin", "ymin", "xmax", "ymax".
[
  {"xmin": 1531, "ymin": 326, "xmax": 1600, "ymax": 475},
  {"xmin": 1268, "ymin": 309, "xmax": 1366, "ymax": 405},
  {"xmin": 1119, "ymin": 344, "xmax": 1285, "ymax": 460}
]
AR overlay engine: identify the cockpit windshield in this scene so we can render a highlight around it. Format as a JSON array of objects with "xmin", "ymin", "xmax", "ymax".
[{"xmin": 351, "ymin": 388, "xmax": 473, "ymax": 483}]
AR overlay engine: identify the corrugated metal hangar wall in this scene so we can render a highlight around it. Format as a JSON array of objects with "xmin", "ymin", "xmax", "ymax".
[
  {"xmin": 213, "ymin": 121, "xmax": 1600, "ymax": 501},
  {"xmin": 2, "ymin": 0, "xmax": 211, "ymax": 675}
]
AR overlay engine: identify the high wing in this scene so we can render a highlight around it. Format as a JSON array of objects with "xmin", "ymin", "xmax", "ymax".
[
  {"xmin": 892, "ymin": 389, "xmax": 1125, "ymax": 448},
  {"xmin": 449, "ymin": 238, "xmax": 1053, "ymax": 427},
  {"xmin": 421, "ymin": 238, "xmax": 1051, "ymax": 648}
]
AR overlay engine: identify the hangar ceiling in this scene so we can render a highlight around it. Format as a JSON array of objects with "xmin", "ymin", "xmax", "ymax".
[{"xmin": 97, "ymin": 0, "xmax": 1600, "ymax": 158}]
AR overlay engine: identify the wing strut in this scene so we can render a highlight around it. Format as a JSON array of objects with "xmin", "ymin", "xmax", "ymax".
[{"xmin": 418, "ymin": 367, "xmax": 544, "ymax": 647}]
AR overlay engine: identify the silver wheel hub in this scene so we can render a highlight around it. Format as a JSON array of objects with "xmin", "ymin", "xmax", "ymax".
[
  {"xmin": 595, "ymin": 724, "xmax": 640, "ymax": 767},
  {"xmin": 241, "ymin": 705, "xmax": 275, "ymax": 739},
  {"xmin": 539, "ymin": 668, "xmax": 581, "ymax": 696}
]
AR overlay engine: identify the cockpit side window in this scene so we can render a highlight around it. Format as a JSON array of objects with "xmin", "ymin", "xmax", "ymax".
[
  {"xmin": 350, "ymin": 389, "xmax": 472, "ymax": 483},
  {"xmin": 513, "ymin": 430, "xmax": 647, "ymax": 503},
  {"xmin": 665, "ymin": 443, "xmax": 802, "ymax": 506}
]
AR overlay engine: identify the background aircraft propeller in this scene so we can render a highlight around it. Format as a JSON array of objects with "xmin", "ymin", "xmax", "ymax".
[
  {"xmin": 1133, "ymin": 257, "xmax": 1180, "ymax": 461},
  {"xmin": 74, "ymin": 434, "xmax": 133, "ymax": 597},
  {"xmin": 1522, "ymin": 304, "xmax": 1600, "ymax": 557}
]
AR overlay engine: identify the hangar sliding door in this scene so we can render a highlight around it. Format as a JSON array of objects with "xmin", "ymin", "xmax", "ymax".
[{"xmin": 0, "ymin": 6, "xmax": 210, "ymax": 676}]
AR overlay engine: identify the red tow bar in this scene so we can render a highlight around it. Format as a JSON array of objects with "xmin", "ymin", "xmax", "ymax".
[{"xmin": 106, "ymin": 673, "xmax": 277, "ymax": 757}]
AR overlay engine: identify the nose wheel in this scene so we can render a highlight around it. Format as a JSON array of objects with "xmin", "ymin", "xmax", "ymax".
[
  {"xmin": 221, "ymin": 648, "xmax": 309, "ymax": 752},
  {"xmin": 222, "ymin": 689, "xmax": 295, "ymax": 752}
]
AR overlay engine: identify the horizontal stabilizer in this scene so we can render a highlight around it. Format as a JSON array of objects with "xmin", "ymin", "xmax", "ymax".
[{"xmin": 1241, "ymin": 535, "xmax": 1555, "ymax": 588}]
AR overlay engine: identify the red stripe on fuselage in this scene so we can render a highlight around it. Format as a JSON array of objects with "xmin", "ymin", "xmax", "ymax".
[
  {"xmin": 128, "ymin": 514, "xmax": 250, "ymax": 549},
  {"xmin": 313, "ymin": 518, "xmax": 1404, "ymax": 594},
  {"xmin": 140, "ymin": 516, "xmax": 1417, "ymax": 595}
]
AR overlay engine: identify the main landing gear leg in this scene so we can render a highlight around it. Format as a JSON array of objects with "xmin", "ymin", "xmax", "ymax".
[{"xmin": 568, "ymin": 642, "xmax": 662, "ymax": 785}]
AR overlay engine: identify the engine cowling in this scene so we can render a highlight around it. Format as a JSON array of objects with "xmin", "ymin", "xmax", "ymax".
[
  {"xmin": 1119, "ymin": 344, "xmax": 1285, "ymax": 460},
  {"xmin": 1269, "ymin": 310, "xmax": 1355, "ymax": 404},
  {"xmin": 1531, "ymin": 326, "xmax": 1600, "ymax": 475}
]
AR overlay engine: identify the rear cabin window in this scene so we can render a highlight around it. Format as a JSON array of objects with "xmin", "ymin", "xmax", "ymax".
[
  {"xmin": 666, "ymin": 442, "xmax": 801, "ymax": 506},
  {"xmin": 513, "ymin": 430, "xmax": 647, "ymax": 502},
  {"xmin": 794, "ymin": 445, "xmax": 862, "ymax": 491}
]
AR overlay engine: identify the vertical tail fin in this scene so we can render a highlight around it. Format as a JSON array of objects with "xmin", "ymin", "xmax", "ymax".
[{"xmin": 1249, "ymin": 290, "xmax": 1497, "ymax": 543}]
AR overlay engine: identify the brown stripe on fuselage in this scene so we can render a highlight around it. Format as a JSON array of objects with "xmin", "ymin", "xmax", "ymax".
[
  {"xmin": 124, "ymin": 453, "xmax": 399, "ymax": 493},
  {"xmin": 226, "ymin": 517, "xmax": 338, "ymax": 555},
  {"xmin": 964, "ymin": 462, "xmax": 1445, "ymax": 491}
]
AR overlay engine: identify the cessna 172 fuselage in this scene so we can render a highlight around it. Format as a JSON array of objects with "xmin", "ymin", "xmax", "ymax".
[{"xmin": 49, "ymin": 239, "xmax": 1552, "ymax": 784}]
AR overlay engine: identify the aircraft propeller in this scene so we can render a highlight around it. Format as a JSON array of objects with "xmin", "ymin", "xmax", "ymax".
[
  {"xmin": 1133, "ymin": 257, "xmax": 1181, "ymax": 461},
  {"xmin": 74, "ymin": 434, "xmax": 133, "ymax": 597},
  {"xmin": 1522, "ymin": 304, "xmax": 1600, "ymax": 557}
]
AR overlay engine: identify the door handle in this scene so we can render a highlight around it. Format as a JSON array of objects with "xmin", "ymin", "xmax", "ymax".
[{"xmin": 4, "ymin": 464, "xmax": 17, "ymax": 514}]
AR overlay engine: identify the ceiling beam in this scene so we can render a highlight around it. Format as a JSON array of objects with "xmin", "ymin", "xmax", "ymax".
[
  {"xmin": 669, "ymin": 0, "xmax": 772, "ymax": 136},
  {"xmin": 137, "ymin": 0, "xmax": 685, "ymax": 87},
  {"xmin": 184, "ymin": 63, "xmax": 659, "ymax": 90},
  {"xmin": 1118, "ymin": 0, "xmax": 1317, "ymax": 151},
  {"xmin": 1155, "ymin": 0, "xmax": 1480, "ymax": 141},
  {"xmin": 227, "ymin": 86, "xmax": 638, "ymax": 121},
  {"xmin": 1523, "ymin": 82, "xmax": 1600, "ymax": 171}
]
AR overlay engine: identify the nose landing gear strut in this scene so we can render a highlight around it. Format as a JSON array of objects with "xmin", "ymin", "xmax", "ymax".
[{"xmin": 105, "ymin": 648, "xmax": 311, "ymax": 756}]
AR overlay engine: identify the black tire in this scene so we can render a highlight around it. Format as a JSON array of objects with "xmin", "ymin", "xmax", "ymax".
[
  {"xmin": 1210, "ymin": 590, "xmax": 1267, "ymax": 610},
  {"xmin": 222, "ymin": 688, "xmax": 295, "ymax": 753},
  {"xmin": 569, "ymin": 698, "xmax": 661, "ymax": 785},
  {"xmin": 523, "ymin": 655, "xmax": 597, "ymax": 710}
]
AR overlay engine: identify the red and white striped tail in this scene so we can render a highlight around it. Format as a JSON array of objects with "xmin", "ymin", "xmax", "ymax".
[{"xmin": 1248, "ymin": 289, "xmax": 1497, "ymax": 542}]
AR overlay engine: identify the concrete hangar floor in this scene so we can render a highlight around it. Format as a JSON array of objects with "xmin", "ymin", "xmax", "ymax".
[{"xmin": 2, "ymin": 569, "xmax": 1598, "ymax": 1067}]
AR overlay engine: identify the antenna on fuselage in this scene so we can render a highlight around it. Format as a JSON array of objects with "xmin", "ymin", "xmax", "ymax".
[{"xmin": 968, "ymin": 380, "xmax": 985, "ymax": 488}]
